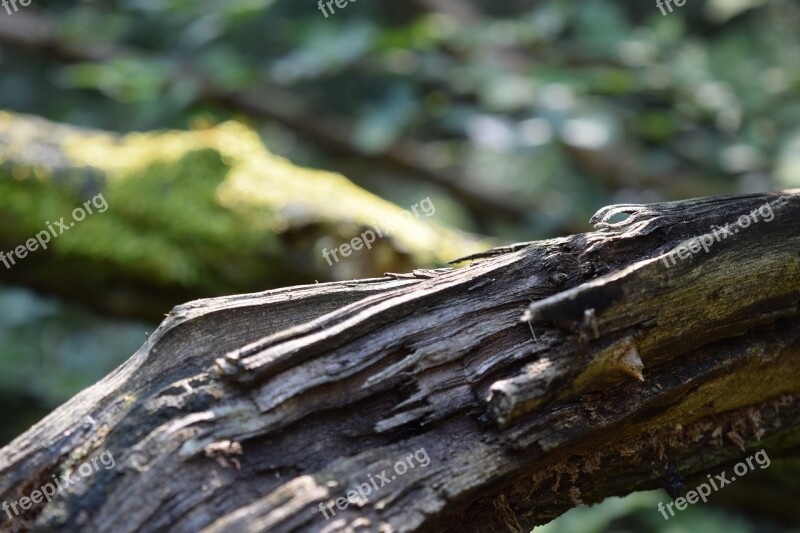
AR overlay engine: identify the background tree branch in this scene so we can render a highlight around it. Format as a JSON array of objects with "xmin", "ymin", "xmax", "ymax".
[
  {"xmin": 0, "ymin": 111, "xmax": 488, "ymax": 321},
  {"xmin": 0, "ymin": 11, "xmax": 533, "ymax": 226}
]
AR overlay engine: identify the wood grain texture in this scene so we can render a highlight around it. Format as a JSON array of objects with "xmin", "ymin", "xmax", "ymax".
[{"xmin": 1, "ymin": 191, "xmax": 799, "ymax": 532}]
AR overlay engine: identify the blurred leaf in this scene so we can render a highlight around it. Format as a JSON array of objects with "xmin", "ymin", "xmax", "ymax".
[
  {"xmin": 353, "ymin": 84, "xmax": 416, "ymax": 153},
  {"xmin": 269, "ymin": 20, "xmax": 377, "ymax": 84},
  {"xmin": 59, "ymin": 59, "xmax": 172, "ymax": 104}
]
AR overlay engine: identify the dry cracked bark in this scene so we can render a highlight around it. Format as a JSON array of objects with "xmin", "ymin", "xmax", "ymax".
[{"xmin": 1, "ymin": 191, "xmax": 799, "ymax": 532}]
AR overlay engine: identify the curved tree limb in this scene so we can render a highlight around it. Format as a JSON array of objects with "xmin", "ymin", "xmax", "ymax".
[{"xmin": 1, "ymin": 191, "xmax": 799, "ymax": 532}]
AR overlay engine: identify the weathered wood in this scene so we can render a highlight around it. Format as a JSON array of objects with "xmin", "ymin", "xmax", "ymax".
[{"xmin": 1, "ymin": 191, "xmax": 799, "ymax": 532}]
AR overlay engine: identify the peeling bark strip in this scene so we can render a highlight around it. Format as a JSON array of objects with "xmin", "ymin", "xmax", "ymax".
[{"xmin": 1, "ymin": 191, "xmax": 799, "ymax": 532}]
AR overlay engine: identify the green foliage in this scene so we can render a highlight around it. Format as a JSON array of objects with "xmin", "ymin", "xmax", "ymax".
[
  {"xmin": 535, "ymin": 490, "xmax": 794, "ymax": 533},
  {"xmin": 6, "ymin": 0, "xmax": 796, "ymax": 238},
  {"xmin": 0, "ymin": 284, "xmax": 147, "ymax": 445}
]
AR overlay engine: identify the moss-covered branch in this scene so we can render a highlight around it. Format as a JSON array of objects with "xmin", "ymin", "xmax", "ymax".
[{"xmin": 0, "ymin": 111, "xmax": 489, "ymax": 320}]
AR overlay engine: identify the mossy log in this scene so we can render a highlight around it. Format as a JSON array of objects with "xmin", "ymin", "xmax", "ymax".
[
  {"xmin": 0, "ymin": 111, "xmax": 489, "ymax": 321},
  {"xmin": 0, "ymin": 191, "xmax": 799, "ymax": 532}
]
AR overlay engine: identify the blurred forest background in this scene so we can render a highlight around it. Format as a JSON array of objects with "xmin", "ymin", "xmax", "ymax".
[{"xmin": 0, "ymin": 0, "xmax": 798, "ymax": 531}]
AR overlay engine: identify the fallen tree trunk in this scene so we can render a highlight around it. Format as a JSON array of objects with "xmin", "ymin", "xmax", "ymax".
[{"xmin": 1, "ymin": 191, "xmax": 799, "ymax": 532}]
